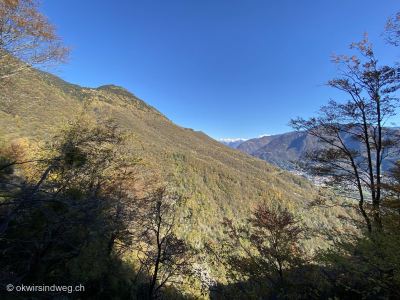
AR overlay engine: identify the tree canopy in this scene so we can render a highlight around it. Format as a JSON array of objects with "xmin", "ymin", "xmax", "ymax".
[
  {"xmin": 0, "ymin": 0, "xmax": 71, "ymax": 81},
  {"xmin": 290, "ymin": 32, "xmax": 400, "ymax": 231}
]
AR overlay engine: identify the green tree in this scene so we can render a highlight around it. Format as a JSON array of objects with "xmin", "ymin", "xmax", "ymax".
[
  {"xmin": 132, "ymin": 186, "xmax": 192, "ymax": 300},
  {"xmin": 0, "ymin": 116, "xmax": 138, "ymax": 298},
  {"xmin": 316, "ymin": 207, "xmax": 400, "ymax": 299},
  {"xmin": 209, "ymin": 204, "xmax": 311, "ymax": 299},
  {"xmin": 290, "ymin": 24, "xmax": 400, "ymax": 299}
]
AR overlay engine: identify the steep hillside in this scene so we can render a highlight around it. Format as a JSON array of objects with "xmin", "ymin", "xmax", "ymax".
[
  {"xmin": 0, "ymin": 69, "xmax": 344, "ymax": 248},
  {"xmin": 251, "ymin": 131, "xmax": 320, "ymax": 170},
  {"xmin": 237, "ymin": 134, "xmax": 276, "ymax": 154},
  {"xmin": 236, "ymin": 132, "xmax": 320, "ymax": 170}
]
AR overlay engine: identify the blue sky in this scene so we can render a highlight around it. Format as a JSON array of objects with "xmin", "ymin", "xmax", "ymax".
[{"xmin": 41, "ymin": 0, "xmax": 399, "ymax": 140}]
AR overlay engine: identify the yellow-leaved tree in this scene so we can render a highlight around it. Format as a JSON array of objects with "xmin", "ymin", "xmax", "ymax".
[{"xmin": 0, "ymin": 0, "xmax": 71, "ymax": 82}]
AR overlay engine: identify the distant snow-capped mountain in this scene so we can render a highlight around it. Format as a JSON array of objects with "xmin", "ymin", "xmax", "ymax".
[
  {"xmin": 218, "ymin": 138, "xmax": 248, "ymax": 149},
  {"xmin": 219, "ymin": 134, "xmax": 271, "ymax": 149}
]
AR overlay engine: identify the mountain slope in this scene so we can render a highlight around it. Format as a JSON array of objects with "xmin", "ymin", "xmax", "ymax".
[
  {"xmin": 237, "ymin": 134, "xmax": 276, "ymax": 154},
  {"xmin": 0, "ymin": 69, "xmax": 343, "ymax": 247},
  {"xmin": 237, "ymin": 129, "xmax": 399, "ymax": 171},
  {"xmin": 250, "ymin": 131, "xmax": 320, "ymax": 170}
]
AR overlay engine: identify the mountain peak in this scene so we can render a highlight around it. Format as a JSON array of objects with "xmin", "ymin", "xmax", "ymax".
[
  {"xmin": 218, "ymin": 138, "xmax": 248, "ymax": 143},
  {"xmin": 218, "ymin": 138, "xmax": 248, "ymax": 149}
]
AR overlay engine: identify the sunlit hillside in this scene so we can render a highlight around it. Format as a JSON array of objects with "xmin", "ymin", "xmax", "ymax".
[{"xmin": 0, "ymin": 69, "xmax": 349, "ymax": 248}]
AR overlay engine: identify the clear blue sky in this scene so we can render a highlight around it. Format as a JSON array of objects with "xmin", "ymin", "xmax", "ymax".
[{"xmin": 41, "ymin": 0, "xmax": 400, "ymax": 140}]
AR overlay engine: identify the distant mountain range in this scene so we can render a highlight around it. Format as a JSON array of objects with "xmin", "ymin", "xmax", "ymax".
[
  {"xmin": 218, "ymin": 138, "xmax": 248, "ymax": 148},
  {"xmin": 221, "ymin": 130, "xmax": 399, "ymax": 171},
  {"xmin": 240, "ymin": 132, "xmax": 320, "ymax": 170},
  {"xmin": 218, "ymin": 134, "xmax": 270, "ymax": 149}
]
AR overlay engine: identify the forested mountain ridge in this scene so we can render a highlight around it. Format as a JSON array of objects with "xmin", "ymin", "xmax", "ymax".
[
  {"xmin": 1, "ymin": 1, "xmax": 399, "ymax": 298},
  {"xmin": 1, "ymin": 64, "xmax": 395, "ymax": 300},
  {"xmin": 236, "ymin": 134, "xmax": 276, "ymax": 154},
  {"xmin": 238, "ymin": 132, "xmax": 320, "ymax": 170},
  {"xmin": 0, "ymin": 68, "xmax": 335, "ymax": 243}
]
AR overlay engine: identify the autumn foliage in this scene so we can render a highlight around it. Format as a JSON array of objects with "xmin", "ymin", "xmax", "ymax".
[{"xmin": 0, "ymin": 0, "xmax": 71, "ymax": 81}]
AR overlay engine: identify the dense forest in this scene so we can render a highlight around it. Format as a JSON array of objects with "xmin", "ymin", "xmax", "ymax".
[{"xmin": 1, "ymin": 1, "xmax": 400, "ymax": 299}]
